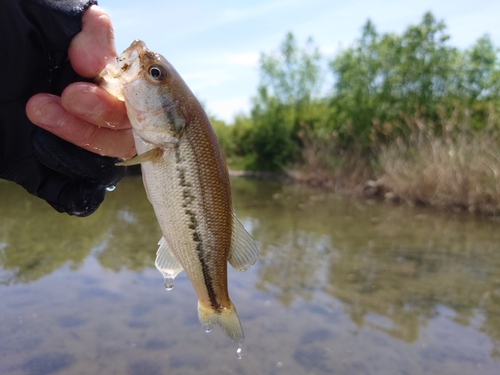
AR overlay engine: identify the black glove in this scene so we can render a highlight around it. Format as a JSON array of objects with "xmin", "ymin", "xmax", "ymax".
[{"xmin": 0, "ymin": 0, "xmax": 126, "ymax": 217}]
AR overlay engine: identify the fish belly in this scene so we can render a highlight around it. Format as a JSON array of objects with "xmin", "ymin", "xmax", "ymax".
[{"xmin": 136, "ymin": 131, "xmax": 244, "ymax": 342}]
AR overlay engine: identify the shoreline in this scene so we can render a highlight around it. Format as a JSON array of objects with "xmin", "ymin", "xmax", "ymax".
[
  {"xmin": 228, "ymin": 169, "xmax": 500, "ymax": 217},
  {"xmin": 126, "ymin": 167, "xmax": 500, "ymax": 216}
]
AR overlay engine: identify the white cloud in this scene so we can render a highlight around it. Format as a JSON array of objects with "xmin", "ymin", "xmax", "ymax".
[
  {"xmin": 182, "ymin": 69, "xmax": 231, "ymax": 91},
  {"xmin": 226, "ymin": 53, "xmax": 260, "ymax": 67},
  {"xmin": 206, "ymin": 97, "xmax": 252, "ymax": 123}
]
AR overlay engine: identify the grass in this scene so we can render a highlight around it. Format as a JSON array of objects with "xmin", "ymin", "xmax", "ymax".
[
  {"xmin": 282, "ymin": 127, "xmax": 500, "ymax": 216},
  {"xmin": 287, "ymin": 137, "xmax": 374, "ymax": 192},
  {"xmin": 379, "ymin": 131, "xmax": 500, "ymax": 214}
]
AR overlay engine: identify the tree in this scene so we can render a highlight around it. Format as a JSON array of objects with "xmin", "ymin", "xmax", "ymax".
[
  {"xmin": 259, "ymin": 32, "xmax": 322, "ymax": 107},
  {"xmin": 236, "ymin": 32, "xmax": 326, "ymax": 171},
  {"xmin": 330, "ymin": 12, "xmax": 461, "ymax": 149}
]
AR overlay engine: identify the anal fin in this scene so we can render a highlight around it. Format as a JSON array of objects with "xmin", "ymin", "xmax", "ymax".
[{"xmin": 155, "ymin": 237, "xmax": 183, "ymax": 285}]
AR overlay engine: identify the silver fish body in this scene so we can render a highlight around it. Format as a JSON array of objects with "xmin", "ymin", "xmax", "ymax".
[{"xmin": 98, "ymin": 40, "xmax": 258, "ymax": 344}]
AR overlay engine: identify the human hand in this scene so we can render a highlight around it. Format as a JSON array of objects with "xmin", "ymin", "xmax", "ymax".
[
  {"xmin": 26, "ymin": 5, "xmax": 136, "ymax": 160},
  {"xmin": 0, "ymin": 2, "xmax": 130, "ymax": 216}
]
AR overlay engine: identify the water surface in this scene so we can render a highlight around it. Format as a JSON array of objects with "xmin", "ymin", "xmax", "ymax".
[{"xmin": 1, "ymin": 177, "xmax": 500, "ymax": 375}]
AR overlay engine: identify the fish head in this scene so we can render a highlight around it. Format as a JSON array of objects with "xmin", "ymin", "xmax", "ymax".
[{"xmin": 98, "ymin": 40, "xmax": 189, "ymax": 147}]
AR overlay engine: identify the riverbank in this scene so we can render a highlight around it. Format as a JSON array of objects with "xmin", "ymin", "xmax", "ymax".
[
  {"xmin": 125, "ymin": 133, "xmax": 500, "ymax": 216},
  {"xmin": 211, "ymin": 15, "xmax": 500, "ymax": 217},
  {"xmin": 229, "ymin": 131, "xmax": 500, "ymax": 217}
]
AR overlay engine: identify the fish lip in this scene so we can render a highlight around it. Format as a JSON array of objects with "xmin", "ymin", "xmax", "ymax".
[
  {"xmin": 119, "ymin": 39, "xmax": 147, "ymax": 59},
  {"xmin": 97, "ymin": 40, "xmax": 148, "ymax": 95},
  {"xmin": 94, "ymin": 74, "xmax": 104, "ymax": 85},
  {"xmin": 116, "ymin": 40, "xmax": 148, "ymax": 68},
  {"xmin": 99, "ymin": 40, "xmax": 146, "ymax": 81},
  {"xmin": 116, "ymin": 51, "xmax": 137, "ymax": 68}
]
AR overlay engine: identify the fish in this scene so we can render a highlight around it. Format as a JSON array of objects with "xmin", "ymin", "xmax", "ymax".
[{"xmin": 97, "ymin": 40, "xmax": 259, "ymax": 350}]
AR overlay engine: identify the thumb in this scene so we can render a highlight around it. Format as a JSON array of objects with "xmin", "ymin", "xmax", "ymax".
[{"xmin": 68, "ymin": 5, "xmax": 116, "ymax": 78}]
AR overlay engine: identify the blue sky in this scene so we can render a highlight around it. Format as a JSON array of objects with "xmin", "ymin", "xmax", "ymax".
[{"xmin": 102, "ymin": 0, "xmax": 500, "ymax": 122}]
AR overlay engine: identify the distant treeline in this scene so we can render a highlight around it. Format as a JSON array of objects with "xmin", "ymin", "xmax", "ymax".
[{"xmin": 211, "ymin": 12, "xmax": 500, "ymax": 214}]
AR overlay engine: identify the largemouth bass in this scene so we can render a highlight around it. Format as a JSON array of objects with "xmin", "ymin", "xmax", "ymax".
[{"xmin": 98, "ymin": 40, "xmax": 258, "ymax": 350}]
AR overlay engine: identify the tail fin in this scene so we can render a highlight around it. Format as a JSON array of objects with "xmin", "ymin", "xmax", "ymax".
[{"xmin": 198, "ymin": 301, "xmax": 244, "ymax": 344}]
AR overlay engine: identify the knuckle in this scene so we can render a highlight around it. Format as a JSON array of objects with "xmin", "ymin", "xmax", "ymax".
[{"xmin": 80, "ymin": 124, "xmax": 101, "ymax": 147}]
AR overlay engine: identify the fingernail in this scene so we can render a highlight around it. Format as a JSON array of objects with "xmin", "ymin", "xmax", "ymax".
[
  {"xmin": 34, "ymin": 100, "xmax": 65, "ymax": 127},
  {"xmin": 68, "ymin": 91, "xmax": 103, "ymax": 116}
]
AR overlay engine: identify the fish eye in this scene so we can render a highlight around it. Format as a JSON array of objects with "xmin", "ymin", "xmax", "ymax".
[{"xmin": 148, "ymin": 64, "xmax": 166, "ymax": 82}]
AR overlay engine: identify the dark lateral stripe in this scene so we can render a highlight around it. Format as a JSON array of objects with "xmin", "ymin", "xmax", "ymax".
[
  {"xmin": 175, "ymin": 145, "xmax": 220, "ymax": 310},
  {"xmin": 192, "ymin": 232, "xmax": 220, "ymax": 309}
]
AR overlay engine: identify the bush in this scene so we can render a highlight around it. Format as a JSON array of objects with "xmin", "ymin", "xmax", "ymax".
[{"xmin": 212, "ymin": 12, "xmax": 500, "ymax": 212}]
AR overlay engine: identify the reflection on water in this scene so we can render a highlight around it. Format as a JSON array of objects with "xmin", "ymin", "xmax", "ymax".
[{"xmin": 1, "ymin": 177, "xmax": 500, "ymax": 374}]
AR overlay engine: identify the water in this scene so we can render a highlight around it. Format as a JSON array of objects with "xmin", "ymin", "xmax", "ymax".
[
  {"xmin": 1, "ymin": 176, "xmax": 500, "ymax": 375},
  {"xmin": 163, "ymin": 277, "xmax": 174, "ymax": 290},
  {"xmin": 236, "ymin": 346, "xmax": 243, "ymax": 359}
]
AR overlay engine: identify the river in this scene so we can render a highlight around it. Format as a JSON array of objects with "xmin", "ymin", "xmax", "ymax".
[{"xmin": 1, "ymin": 176, "xmax": 499, "ymax": 375}]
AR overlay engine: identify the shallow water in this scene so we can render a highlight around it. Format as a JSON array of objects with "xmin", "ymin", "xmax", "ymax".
[{"xmin": 1, "ymin": 176, "xmax": 500, "ymax": 375}]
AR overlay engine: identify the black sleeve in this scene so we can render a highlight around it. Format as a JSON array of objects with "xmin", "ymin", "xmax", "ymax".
[{"xmin": 0, "ymin": 0, "xmax": 126, "ymax": 217}]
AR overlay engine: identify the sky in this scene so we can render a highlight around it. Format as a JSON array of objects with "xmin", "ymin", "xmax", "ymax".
[{"xmin": 101, "ymin": 0, "xmax": 500, "ymax": 123}]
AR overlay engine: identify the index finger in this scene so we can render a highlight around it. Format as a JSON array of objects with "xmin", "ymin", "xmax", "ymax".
[{"xmin": 61, "ymin": 82, "xmax": 131, "ymax": 130}]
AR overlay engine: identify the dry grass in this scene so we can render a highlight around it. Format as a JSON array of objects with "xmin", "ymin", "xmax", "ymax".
[
  {"xmin": 285, "ymin": 117, "xmax": 500, "ymax": 215},
  {"xmin": 289, "ymin": 136, "xmax": 374, "ymax": 193},
  {"xmin": 379, "ymin": 132, "xmax": 500, "ymax": 214}
]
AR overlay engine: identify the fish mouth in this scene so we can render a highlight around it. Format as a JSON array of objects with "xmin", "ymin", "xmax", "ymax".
[
  {"xmin": 97, "ymin": 40, "xmax": 148, "ymax": 100},
  {"xmin": 121, "ymin": 40, "xmax": 147, "ymax": 57},
  {"xmin": 117, "ymin": 40, "xmax": 147, "ymax": 68}
]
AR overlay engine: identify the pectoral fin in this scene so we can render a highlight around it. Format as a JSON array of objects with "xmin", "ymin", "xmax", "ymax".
[
  {"xmin": 155, "ymin": 237, "xmax": 183, "ymax": 285},
  {"xmin": 116, "ymin": 148, "xmax": 163, "ymax": 166},
  {"xmin": 227, "ymin": 213, "xmax": 259, "ymax": 272}
]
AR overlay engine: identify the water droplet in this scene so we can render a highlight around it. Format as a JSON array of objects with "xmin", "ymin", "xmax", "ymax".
[
  {"xmin": 236, "ymin": 346, "xmax": 243, "ymax": 359},
  {"xmin": 164, "ymin": 277, "xmax": 174, "ymax": 290},
  {"xmin": 106, "ymin": 185, "xmax": 116, "ymax": 192},
  {"xmin": 205, "ymin": 327, "xmax": 212, "ymax": 333}
]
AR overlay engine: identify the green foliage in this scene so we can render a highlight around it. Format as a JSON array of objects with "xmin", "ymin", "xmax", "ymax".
[
  {"xmin": 245, "ymin": 88, "xmax": 299, "ymax": 171},
  {"xmin": 461, "ymin": 35, "xmax": 500, "ymax": 102},
  {"xmin": 329, "ymin": 12, "xmax": 500, "ymax": 150},
  {"xmin": 209, "ymin": 115, "xmax": 233, "ymax": 155},
  {"xmin": 223, "ymin": 32, "xmax": 328, "ymax": 171},
  {"xmin": 214, "ymin": 12, "xmax": 500, "ymax": 176},
  {"xmin": 458, "ymin": 35, "xmax": 500, "ymax": 130},
  {"xmin": 259, "ymin": 32, "xmax": 322, "ymax": 106},
  {"xmin": 331, "ymin": 13, "xmax": 459, "ymax": 148}
]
